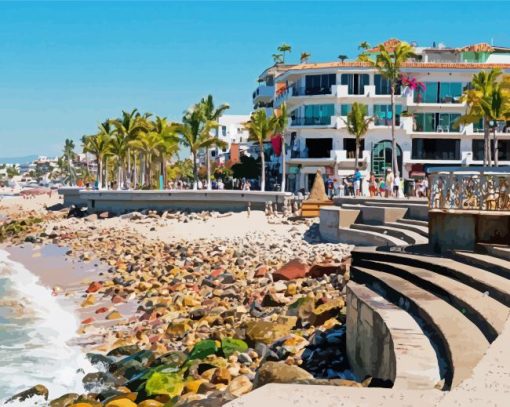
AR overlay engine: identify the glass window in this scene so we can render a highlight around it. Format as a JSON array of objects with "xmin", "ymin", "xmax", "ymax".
[
  {"xmin": 340, "ymin": 104, "xmax": 351, "ymax": 116},
  {"xmin": 412, "ymin": 139, "xmax": 460, "ymax": 160},
  {"xmin": 304, "ymin": 74, "xmax": 336, "ymax": 95},
  {"xmin": 374, "ymin": 105, "xmax": 402, "ymax": 126},
  {"xmin": 303, "ymin": 104, "xmax": 334, "ymax": 125},
  {"xmin": 343, "ymin": 138, "xmax": 365, "ymax": 158},
  {"xmin": 341, "ymin": 74, "xmax": 370, "ymax": 95},
  {"xmin": 439, "ymin": 82, "xmax": 463, "ymax": 103},
  {"xmin": 374, "ymin": 75, "xmax": 401, "ymax": 95},
  {"xmin": 472, "ymin": 139, "xmax": 510, "ymax": 161},
  {"xmin": 414, "ymin": 113, "xmax": 461, "ymax": 132}
]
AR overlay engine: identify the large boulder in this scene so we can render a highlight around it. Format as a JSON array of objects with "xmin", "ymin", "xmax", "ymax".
[
  {"xmin": 254, "ymin": 362, "xmax": 313, "ymax": 388},
  {"xmin": 272, "ymin": 259, "xmax": 309, "ymax": 281},
  {"xmin": 5, "ymin": 384, "xmax": 49, "ymax": 403},
  {"xmin": 245, "ymin": 320, "xmax": 293, "ymax": 345}
]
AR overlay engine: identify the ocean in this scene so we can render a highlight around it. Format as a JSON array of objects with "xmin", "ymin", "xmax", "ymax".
[{"xmin": 0, "ymin": 249, "xmax": 94, "ymax": 405}]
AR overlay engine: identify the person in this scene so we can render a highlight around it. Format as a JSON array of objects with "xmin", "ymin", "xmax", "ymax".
[
  {"xmin": 217, "ymin": 179, "xmax": 224, "ymax": 190},
  {"xmin": 378, "ymin": 178, "xmax": 386, "ymax": 197},
  {"xmin": 333, "ymin": 178, "xmax": 340, "ymax": 197},
  {"xmin": 338, "ymin": 178, "xmax": 345, "ymax": 197},
  {"xmin": 393, "ymin": 174, "xmax": 401, "ymax": 197},
  {"xmin": 326, "ymin": 177, "xmax": 334, "ymax": 198},
  {"xmin": 385, "ymin": 168, "xmax": 394, "ymax": 198},
  {"xmin": 353, "ymin": 167, "xmax": 362, "ymax": 197},
  {"xmin": 368, "ymin": 172, "xmax": 377, "ymax": 197}
]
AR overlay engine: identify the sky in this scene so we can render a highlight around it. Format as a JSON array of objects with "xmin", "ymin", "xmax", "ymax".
[{"xmin": 1, "ymin": 0, "xmax": 510, "ymax": 157}]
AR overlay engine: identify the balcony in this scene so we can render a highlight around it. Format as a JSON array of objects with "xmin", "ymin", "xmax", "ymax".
[
  {"xmin": 291, "ymin": 85, "xmax": 334, "ymax": 97},
  {"xmin": 252, "ymin": 84, "xmax": 274, "ymax": 102},
  {"xmin": 290, "ymin": 116, "xmax": 334, "ymax": 127}
]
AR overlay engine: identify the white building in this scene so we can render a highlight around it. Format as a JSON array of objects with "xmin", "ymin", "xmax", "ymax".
[
  {"xmin": 211, "ymin": 114, "xmax": 251, "ymax": 164},
  {"xmin": 252, "ymin": 39, "xmax": 510, "ymax": 192}
]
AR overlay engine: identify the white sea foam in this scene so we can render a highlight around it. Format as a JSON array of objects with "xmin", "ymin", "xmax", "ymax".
[{"xmin": 0, "ymin": 249, "xmax": 95, "ymax": 405}]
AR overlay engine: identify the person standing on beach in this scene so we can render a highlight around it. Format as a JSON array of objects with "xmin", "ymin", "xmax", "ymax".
[
  {"xmin": 353, "ymin": 167, "xmax": 362, "ymax": 197},
  {"xmin": 393, "ymin": 174, "xmax": 401, "ymax": 198},
  {"xmin": 369, "ymin": 172, "xmax": 377, "ymax": 197},
  {"xmin": 385, "ymin": 168, "xmax": 394, "ymax": 198}
]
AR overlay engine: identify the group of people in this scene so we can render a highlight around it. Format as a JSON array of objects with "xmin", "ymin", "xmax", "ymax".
[
  {"xmin": 326, "ymin": 168, "xmax": 428, "ymax": 199},
  {"xmin": 167, "ymin": 179, "xmax": 226, "ymax": 190}
]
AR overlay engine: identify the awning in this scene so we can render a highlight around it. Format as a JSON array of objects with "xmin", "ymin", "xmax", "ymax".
[{"xmin": 410, "ymin": 171, "xmax": 426, "ymax": 178}]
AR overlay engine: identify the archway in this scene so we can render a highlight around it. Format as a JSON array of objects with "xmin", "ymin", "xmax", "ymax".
[{"xmin": 371, "ymin": 140, "xmax": 403, "ymax": 178}]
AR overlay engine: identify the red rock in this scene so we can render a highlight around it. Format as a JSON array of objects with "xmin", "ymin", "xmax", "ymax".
[
  {"xmin": 272, "ymin": 259, "xmax": 310, "ymax": 281},
  {"xmin": 95, "ymin": 306, "xmax": 109, "ymax": 314},
  {"xmin": 111, "ymin": 295, "xmax": 125, "ymax": 304},
  {"xmin": 211, "ymin": 269, "xmax": 223, "ymax": 278},
  {"xmin": 307, "ymin": 257, "xmax": 351, "ymax": 278},
  {"xmin": 254, "ymin": 265, "xmax": 268, "ymax": 278},
  {"xmin": 86, "ymin": 281, "xmax": 102, "ymax": 293},
  {"xmin": 81, "ymin": 317, "xmax": 94, "ymax": 325}
]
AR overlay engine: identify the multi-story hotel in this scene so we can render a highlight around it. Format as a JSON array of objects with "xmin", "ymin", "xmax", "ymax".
[{"xmin": 252, "ymin": 39, "xmax": 510, "ymax": 192}]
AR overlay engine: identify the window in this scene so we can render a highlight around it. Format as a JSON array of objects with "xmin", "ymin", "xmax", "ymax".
[
  {"xmin": 305, "ymin": 138, "xmax": 333, "ymax": 158},
  {"xmin": 414, "ymin": 113, "xmax": 461, "ymax": 132},
  {"xmin": 304, "ymin": 74, "xmax": 336, "ymax": 95},
  {"xmin": 341, "ymin": 74, "xmax": 369, "ymax": 95},
  {"xmin": 412, "ymin": 139, "xmax": 460, "ymax": 160},
  {"xmin": 340, "ymin": 104, "xmax": 351, "ymax": 116},
  {"xmin": 343, "ymin": 138, "xmax": 365, "ymax": 158},
  {"xmin": 473, "ymin": 140, "xmax": 510, "ymax": 161},
  {"xmin": 374, "ymin": 74, "xmax": 401, "ymax": 95},
  {"xmin": 414, "ymin": 82, "xmax": 465, "ymax": 103},
  {"xmin": 374, "ymin": 105, "xmax": 402, "ymax": 126},
  {"xmin": 221, "ymin": 126, "xmax": 227, "ymax": 137},
  {"xmin": 301, "ymin": 104, "xmax": 334, "ymax": 125}
]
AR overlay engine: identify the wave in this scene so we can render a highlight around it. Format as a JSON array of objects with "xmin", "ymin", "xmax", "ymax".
[{"xmin": 0, "ymin": 249, "xmax": 95, "ymax": 405}]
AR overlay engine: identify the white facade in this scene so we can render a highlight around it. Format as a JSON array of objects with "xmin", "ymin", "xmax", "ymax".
[{"xmin": 257, "ymin": 41, "xmax": 510, "ymax": 192}]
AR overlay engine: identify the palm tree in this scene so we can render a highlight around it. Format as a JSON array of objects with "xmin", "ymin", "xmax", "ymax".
[
  {"xmin": 277, "ymin": 43, "xmax": 292, "ymax": 63},
  {"xmin": 81, "ymin": 135, "xmax": 91, "ymax": 176},
  {"xmin": 108, "ymin": 133, "xmax": 128, "ymax": 189},
  {"xmin": 63, "ymin": 139, "xmax": 76, "ymax": 185},
  {"xmin": 458, "ymin": 69, "xmax": 510, "ymax": 166},
  {"xmin": 344, "ymin": 103, "xmax": 373, "ymax": 169},
  {"xmin": 358, "ymin": 41, "xmax": 370, "ymax": 51},
  {"xmin": 273, "ymin": 103, "xmax": 289, "ymax": 192},
  {"xmin": 359, "ymin": 40, "xmax": 415, "ymax": 177},
  {"xmin": 193, "ymin": 95, "xmax": 230, "ymax": 189},
  {"xmin": 173, "ymin": 108, "xmax": 223, "ymax": 189},
  {"xmin": 111, "ymin": 109, "xmax": 150, "ymax": 187},
  {"xmin": 244, "ymin": 109, "xmax": 276, "ymax": 191},
  {"xmin": 129, "ymin": 132, "xmax": 164, "ymax": 187},
  {"xmin": 337, "ymin": 54, "xmax": 348, "ymax": 62},
  {"xmin": 300, "ymin": 52, "xmax": 311, "ymax": 64},
  {"xmin": 272, "ymin": 53, "xmax": 283, "ymax": 64},
  {"xmin": 82, "ymin": 131, "xmax": 111, "ymax": 189},
  {"xmin": 152, "ymin": 116, "xmax": 179, "ymax": 188}
]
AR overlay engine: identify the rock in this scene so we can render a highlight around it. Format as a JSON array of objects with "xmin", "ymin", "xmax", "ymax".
[
  {"xmin": 137, "ymin": 401, "xmax": 164, "ymax": 407},
  {"xmin": 82, "ymin": 371, "xmax": 122, "ymax": 391},
  {"xmin": 254, "ymin": 362, "xmax": 313, "ymax": 388},
  {"xmin": 106, "ymin": 310, "xmax": 122, "ymax": 320},
  {"xmin": 111, "ymin": 295, "xmax": 125, "ymax": 304},
  {"xmin": 245, "ymin": 320, "xmax": 292, "ymax": 345},
  {"xmin": 81, "ymin": 317, "xmax": 94, "ymax": 325},
  {"xmin": 81, "ymin": 294, "xmax": 95, "ymax": 307},
  {"xmin": 307, "ymin": 260, "xmax": 349, "ymax": 278},
  {"xmin": 95, "ymin": 306, "xmax": 109, "ymax": 314},
  {"xmin": 86, "ymin": 353, "xmax": 114, "ymax": 369},
  {"xmin": 166, "ymin": 319, "xmax": 192, "ymax": 338},
  {"xmin": 287, "ymin": 296, "xmax": 315, "ymax": 327},
  {"xmin": 107, "ymin": 345, "xmax": 141, "ymax": 357},
  {"xmin": 6, "ymin": 384, "xmax": 49, "ymax": 403},
  {"xmin": 104, "ymin": 399, "xmax": 137, "ymax": 407},
  {"xmin": 312, "ymin": 298, "xmax": 345, "ymax": 326},
  {"xmin": 211, "ymin": 367, "xmax": 231, "ymax": 384},
  {"xmin": 227, "ymin": 375, "xmax": 253, "ymax": 397},
  {"xmin": 221, "ymin": 338, "xmax": 248, "ymax": 358},
  {"xmin": 237, "ymin": 353, "xmax": 253, "ymax": 365},
  {"xmin": 272, "ymin": 259, "xmax": 310, "ymax": 281},
  {"xmin": 261, "ymin": 291, "xmax": 288, "ymax": 307},
  {"xmin": 98, "ymin": 211, "xmax": 110, "ymax": 219},
  {"xmin": 189, "ymin": 339, "xmax": 219, "ymax": 360},
  {"xmin": 86, "ymin": 281, "xmax": 102, "ymax": 293},
  {"xmin": 254, "ymin": 265, "xmax": 268, "ymax": 278},
  {"xmin": 282, "ymin": 335, "xmax": 309, "ymax": 354},
  {"xmin": 84, "ymin": 214, "xmax": 98, "ymax": 222}
]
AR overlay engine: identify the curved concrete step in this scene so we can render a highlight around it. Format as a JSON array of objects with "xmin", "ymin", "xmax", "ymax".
[
  {"xmin": 351, "ymin": 224, "xmax": 428, "ymax": 245},
  {"xmin": 483, "ymin": 245, "xmax": 510, "ymax": 261},
  {"xmin": 351, "ymin": 265, "xmax": 490, "ymax": 389},
  {"xmin": 352, "ymin": 248, "xmax": 510, "ymax": 307},
  {"xmin": 356, "ymin": 259, "xmax": 509, "ymax": 342},
  {"xmin": 452, "ymin": 251, "xmax": 510, "ymax": 280},
  {"xmin": 385, "ymin": 221, "xmax": 429, "ymax": 238},
  {"xmin": 328, "ymin": 227, "xmax": 408, "ymax": 247},
  {"xmin": 347, "ymin": 281, "xmax": 442, "ymax": 389},
  {"xmin": 397, "ymin": 218, "xmax": 429, "ymax": 228}
]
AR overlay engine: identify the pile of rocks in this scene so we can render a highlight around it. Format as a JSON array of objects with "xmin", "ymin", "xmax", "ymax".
[{"xmin": 5, "ymin": 211, "xmax": 359, "ymax": 406}]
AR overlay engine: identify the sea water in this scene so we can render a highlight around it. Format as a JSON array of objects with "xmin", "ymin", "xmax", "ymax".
[{"xmin": 0, "ymin": 249, "xmax": 94, "ymax": 405}]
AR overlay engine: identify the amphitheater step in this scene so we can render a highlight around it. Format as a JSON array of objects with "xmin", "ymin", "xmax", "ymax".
[
  {"xmin": 476, "ymin": 243, "xmax": 510, "ymax": 261},
  {"xmin": 350, "ymin": 224, "xmax": 428, "ymax": 245},
  {"xmin": 322, "ymin": 227, "xmax": 408, "ymax": 247},
  {"xmin": 355, "ymin": 259, "xmax": 509, "ymax": 342},
  {"xmin": 385, "ymin": 221, "xmax": 429, "ymax": 238},
  {"xmin": 352, "ymin": 248, "xmax": 510, "ymax": 307},
  {"xmin": 396, "ymin": 218, "xmax": 429, "ymax": 228},
  {"xmin": 347, "ymin": 281, "xmax": 442, "ymax": 389},
  {"xmin": 341, "ymin": 204, "xmax": 408, "ymax": 225},
  {"xmin": 351, "ymin": 265, "xmax": 491, "ymax": 389},
  {"xmin": 452, "ymin": 251, "xmax": 510, "ymax": 280}
]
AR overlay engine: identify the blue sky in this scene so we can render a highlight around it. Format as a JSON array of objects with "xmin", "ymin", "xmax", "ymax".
[{"xmin": 1, "ymin": 0, "xmax": 510, "ymax": 157}]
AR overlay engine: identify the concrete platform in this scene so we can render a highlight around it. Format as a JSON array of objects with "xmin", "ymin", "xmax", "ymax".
[
  {"xmin": 321, "ymin": 226, "xmax": 407, "ymax": 247},
  {"xmin": 350, "ymin": 224, "xmax": 428, "ymax": 245},
  {"xmin": 342, "ymin": 204, "xmax": 408, "ymax": 225},
  {"xmin": 59, "ymin": 189, "xmax": 293, "ymax": 213}
]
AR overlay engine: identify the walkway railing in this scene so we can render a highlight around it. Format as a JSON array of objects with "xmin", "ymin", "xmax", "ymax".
[{"xmin": 429, "ymin": 167, "xmax": 510, "ymax": 211}]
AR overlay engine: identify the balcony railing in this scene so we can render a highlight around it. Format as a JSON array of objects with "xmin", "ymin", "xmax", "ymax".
[
  {"xmin": 291, "ymin": 116, "xmax": 332, "ymax": 126},
  {"xmin": 429, "ymin": 169, "xmax": 510, "ymax": 211},
  {"xmin": 291, "ymin": 85, "xmax": 333, "ymax": 96}
]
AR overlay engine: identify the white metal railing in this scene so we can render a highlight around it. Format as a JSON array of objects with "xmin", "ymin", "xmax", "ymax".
[{"xmin": 429, "ymin": 169, "xmax": 510, "ymax": 211}]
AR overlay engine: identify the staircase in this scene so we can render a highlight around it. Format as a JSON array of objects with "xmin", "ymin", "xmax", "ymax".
[{"xmin": 349, "ymin": 245, "xmax": 510, "ymax": 389}]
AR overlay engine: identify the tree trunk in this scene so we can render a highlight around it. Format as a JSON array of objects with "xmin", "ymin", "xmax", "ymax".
[
  {"xmin": 494, "ymin": 128, "xmax": 499, "ymax": 167},
  {"xmin": 193, "ymin": 151, "xmax": 198, "ymax": 190},
  {"xmin": 281, "ymin": 134, "xmax": 286, "ymax": 192},
  {"xmin": 484, "ymin": 118, "xmax": 490, "ymax": 167},
  {"xmin": 104, "ymin": 158, "xmax": 109, "ymax": 190},
  {"xmin": 355, "ymin": 138, "xmax": 360, "ymax": 170},
  {"xmin": 68, "ymin": 158, "xmax": 73, "ymax": 186},
  {"xmin": 206, "ymin": 148, "xmax": 212, "ymax": 190},
  {"xmin": 133, "ymin": 154, "xmax": 137, "ymax": 189},
  {"xmin": 161, "ymin": 153, "xmax": 167, "ymax": 189},
  {"xmin": 260, "ymin": 142, "xmax": 266, "ymax": 191},
  {"xmin": 127, "ymin": 149, "xmax": 131, "ymax": 185},
  {"xmin": 390, "ymin": 86, "xmax": 399, "ymax": 177},
  {"xmin": 97, "ymin": 156, "xmax": 102, "ymax": 189},
  {"xmin": 117, "ymin": 163, "xmax": 122, "ymax": 190}
]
